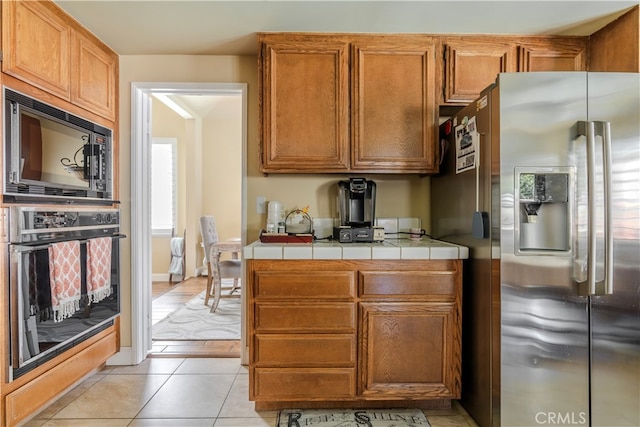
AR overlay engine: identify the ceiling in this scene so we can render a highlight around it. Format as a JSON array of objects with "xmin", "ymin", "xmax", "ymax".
[{"xmin": 54, "ymin": 1, "xmax": 638, "ymax": 56}]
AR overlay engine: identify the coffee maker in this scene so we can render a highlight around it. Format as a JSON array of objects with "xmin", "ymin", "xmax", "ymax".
[{"xmin": 333, "ymin": 178, "xmax": 384, "ymax": 242}]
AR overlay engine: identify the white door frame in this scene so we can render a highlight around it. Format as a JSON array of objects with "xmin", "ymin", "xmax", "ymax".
[{"xmin": 128, "ymin": 82, "xmax": 247, "ymax": 365}]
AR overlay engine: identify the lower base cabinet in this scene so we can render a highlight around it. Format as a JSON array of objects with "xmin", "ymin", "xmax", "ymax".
[
  {"xmin": 359, "ymin": 302, "xmax": 460, "ymax": 398},
  {"xmin": 247, "ymin": 259, "xmax": 462, "ymax": 409}
]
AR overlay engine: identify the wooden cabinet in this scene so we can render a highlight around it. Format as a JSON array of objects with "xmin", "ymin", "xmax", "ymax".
[
  {"xmin": 358, "ymin": 269, "xmax": 461, "ymax": 398},
  {"xmin": 441, "ymin": 36, "xmax": 587, "ymax": 105},
  {"xmin": 259, "ymin": 35, "xmax": 350, "ymax": 173},
  {"xmin": 258, "ymin": 33, "xmax": 439, "ymax": 174},
  {"xmin": 250, "ymin": 268, "xmax": 357, "ymax": 402},
  {"xmin": 247, "ymin": 259, "xmax": 462, "ymax": 409},
  {"xmin": 351, "ymin": 37, "xmax": 438, "ymax": 173},
  {"xmin": 70, "ymin": 28, "xmax": 118, "ymax": 121},
  {"xmin": 260, "ymin": 32, "xmax": 595, "ymax": 172},
  {"xmin": 441, "ymin": 37, "xmax": 516, "ymax": 105},
  {"xmin": 518, "ymin": 37, "xmax": 587, "ymax": 72},
  {"xmin": 2, "ymin": 0, "xmax": 70, "ymax": 98},
  {"xmin": 589, "ymin": 5, "xmax": 639, "ymax": 72},
  {"xmin": 2, "ymin": 0, "xmax": 118, "ymax": 120}
]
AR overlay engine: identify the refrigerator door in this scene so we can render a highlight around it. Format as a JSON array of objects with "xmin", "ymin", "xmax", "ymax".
[
  {"xmin": 587, "ymin": 73, "xmax": 640, "ymax": 427},
  {"xmin": 499, "ymin": 73, "xmax": 590, "ymax": 427}
]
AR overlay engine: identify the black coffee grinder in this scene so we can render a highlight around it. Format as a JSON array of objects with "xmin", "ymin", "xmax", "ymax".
[{"xmin": 333, "ymin": 178, "xmax": 383, "ymax": 243}]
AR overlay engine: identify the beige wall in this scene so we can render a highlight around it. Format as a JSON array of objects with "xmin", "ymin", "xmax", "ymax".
[
  {"xmin": 119, "ymin": 55, "xmax": 254, "ymax": 346},
  {"xmin": 150, "ymin": 98, "xmax": 187, "ymax": 276},
  {"xmin": 201, "ymin": 113, "xmax": 242, "ymax": 245},
  {"xmin": 118, "ymin": 54, "xmax": 431, "ymax": 347}
]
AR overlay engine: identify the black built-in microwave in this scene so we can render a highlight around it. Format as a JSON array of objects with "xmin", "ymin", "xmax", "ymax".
[{"xmin": 3, "ymin": 88, "xmax": 114, "ymax": 204}]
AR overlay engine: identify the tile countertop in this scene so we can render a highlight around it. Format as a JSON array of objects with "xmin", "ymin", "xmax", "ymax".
[{"xmin": 243, "ymin": 238, "xmax": 469, "ymax": 260}]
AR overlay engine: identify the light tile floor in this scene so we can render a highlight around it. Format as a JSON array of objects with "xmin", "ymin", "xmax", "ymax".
[{"xmin": 23, "ymin": 358, "xmax": 479, "ymax": 427}]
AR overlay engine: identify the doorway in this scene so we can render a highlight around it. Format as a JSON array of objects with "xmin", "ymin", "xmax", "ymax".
[{"xmin": 130, "ymin": 82, "xmax": 247, "ymax": 365}]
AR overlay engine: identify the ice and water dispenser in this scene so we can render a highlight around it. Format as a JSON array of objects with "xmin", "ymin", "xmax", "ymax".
[{"xmin": 517, "ymin": 170, "xmax": 571, "ymax": 253}]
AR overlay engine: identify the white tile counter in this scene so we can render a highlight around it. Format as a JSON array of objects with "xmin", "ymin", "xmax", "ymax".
[{"xmin": 243, "ymin": 238, "xmax": 468, "ymax": 260}]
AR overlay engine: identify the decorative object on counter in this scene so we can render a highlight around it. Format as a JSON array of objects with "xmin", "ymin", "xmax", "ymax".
[
  {"xmin": 285, "ymin": 206, "xmax": 313, "ymax": 234},
  {"xmin": 276, "ymin": 408, "xmax": 431, "ymax": 427}
]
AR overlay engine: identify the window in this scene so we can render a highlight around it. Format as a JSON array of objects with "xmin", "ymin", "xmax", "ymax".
[{"xmin": 151, "ymin": 138, "xmax": 177, "ymax": 236}]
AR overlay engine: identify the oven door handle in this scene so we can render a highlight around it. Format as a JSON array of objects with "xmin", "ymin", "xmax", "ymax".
[{"xmin": 10, "ymin": 233, "xmax": 126, "ymax": 253}]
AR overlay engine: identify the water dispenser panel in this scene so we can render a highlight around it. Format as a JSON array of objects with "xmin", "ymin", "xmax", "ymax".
[{"xmin": 517, "ymin": 171, "xmax": 571, "ymax": 253}]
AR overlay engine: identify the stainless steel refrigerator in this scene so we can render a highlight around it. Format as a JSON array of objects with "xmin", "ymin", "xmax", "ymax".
[{"xmin": 431, "ymin": 72, "xmax": 639, "ymax": 427}]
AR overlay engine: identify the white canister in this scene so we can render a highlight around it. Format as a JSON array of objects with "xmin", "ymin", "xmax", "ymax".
[{"xmin": 267, "ymin": 201, "xmax": 284, "ymax": 233}]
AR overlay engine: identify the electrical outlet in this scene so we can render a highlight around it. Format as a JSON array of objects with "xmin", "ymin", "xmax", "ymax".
[{"xmin": 256, "ymin": 196, "xmax": 266, "ymax": 214}]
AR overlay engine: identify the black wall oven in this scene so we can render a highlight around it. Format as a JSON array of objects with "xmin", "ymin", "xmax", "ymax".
[{"xmin": 5, "ymin": 207, "xmax": 123, "ymax": 381}]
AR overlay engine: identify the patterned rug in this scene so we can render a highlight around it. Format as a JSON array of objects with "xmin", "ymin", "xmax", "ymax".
[
  {"xmin": 152, "ymin": 289, "xmax": 240, "ymax": 340},
  {"xmin": 276, "ymin": 409, "xmax": 431, "ymax": 427}
]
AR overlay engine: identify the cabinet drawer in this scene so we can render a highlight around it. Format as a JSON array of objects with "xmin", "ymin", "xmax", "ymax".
[
  {"xmin": 255, "ymin": 334, "xmax": 355, "ymax": 366},
  {"xmin": 255, "ymin": 303, "xmax": 355, "ymax": 333},
  {"xmin": 254, "ymin": 368, "xmax": 355, "ymax": 399},
  {"xmin": 254, "ymin": 271, "xmax": 355, "ymax": 300},
  {"xmin": 360, "ymin": 271, "xmax": 457, "ymax": 298}
]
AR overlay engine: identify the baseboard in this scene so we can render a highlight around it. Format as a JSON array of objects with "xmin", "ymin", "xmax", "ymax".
[
  {"xmin": 152, "ymin": 273, "xmax": 170, "ymax": 282},
  {"xmin": 107, "ymin": 347, "xmax": 135, "ymax": 365}
]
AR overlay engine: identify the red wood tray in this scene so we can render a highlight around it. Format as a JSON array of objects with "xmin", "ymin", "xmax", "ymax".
[{"xmin": 259, "ymin": 231, "xmax": 313, "ymax": 243}]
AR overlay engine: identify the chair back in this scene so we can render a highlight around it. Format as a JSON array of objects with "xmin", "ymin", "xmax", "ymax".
[{"xmin": 199, "ymin": 215, "xmax": 219, "ymax": 263}]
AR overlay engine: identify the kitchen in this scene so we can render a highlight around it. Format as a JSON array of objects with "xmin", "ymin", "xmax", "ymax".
[{"xmin": 0, "ymin": 1, "xmax": 638, "ymax": 426}]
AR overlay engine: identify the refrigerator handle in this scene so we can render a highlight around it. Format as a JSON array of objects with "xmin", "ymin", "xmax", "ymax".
[
  {"xmin": 577, "ymin": 121, "xmax": 598, "ymax": 295},
  {"xmin": 595, "ymin": 121, "xmax": 614, "ymax": 295},
  {"xmin": 472, "ymin": 132, "xmax": 489, "ymax": 239}
]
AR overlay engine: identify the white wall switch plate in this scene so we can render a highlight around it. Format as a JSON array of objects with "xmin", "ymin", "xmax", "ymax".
[{"xmin": 256, "ymin": 196, "xmax": 266, "ymax": 214}]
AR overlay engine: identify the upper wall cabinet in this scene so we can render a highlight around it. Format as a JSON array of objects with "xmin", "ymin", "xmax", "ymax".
[
  {"xmin": 351, "ymin": 37, "xmax": 438, "ymax": 173},
  {"xmin": 259, "ymin": 35, "xmax": 350, "ymax": 173},
  {"xmin": 70, "ymin": 29, "xmax": 118, "ymax": 121},
  {"xmin": 259, "ymin": 33, "xmax": 439, "ymax": 174},
  {"xmin": 517, "ymin": 37, "xmax": 587, "ymax": 72},
  {"xmin": 441, "ymin": 37, "xmax": 516, "ymax": 105},
  {"xmin": 2, "ymin": 0, "xmax": 70, "ymax": 98},
  {"xmin": 441, "ymin": 36, "xmax": 587, "ymax": 105},
  {"xmin": 2, "ymin": 0, "xmax": 118, "ymax": 121}
]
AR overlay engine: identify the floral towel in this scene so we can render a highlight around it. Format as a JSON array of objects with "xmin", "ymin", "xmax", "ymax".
[
  {"xmin": 86, "ymin": 237, "xmax": 112, "ymax": 303},
  {"xmin": 48, "ymin": 240, "xmax": 82, "ymax": 322}
]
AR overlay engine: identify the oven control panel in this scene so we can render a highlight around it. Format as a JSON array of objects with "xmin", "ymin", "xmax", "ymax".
[
  {"xmin": 33, "ymin": 212, "xmax": 71, "ymax": 228},
  {"xmin": 26, "ymin": 210, "xmax": 119, "ymax": 230},
  {"xmin": 8, "ymin": 207, "xmax": 120, "ymax": 243}
]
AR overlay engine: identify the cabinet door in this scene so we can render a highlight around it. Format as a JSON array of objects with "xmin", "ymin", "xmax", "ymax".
[
  {"xmin": 518, "ymin": 38, "xmax": 587, "ymax": 71},
  {"xmin": 260, "ymin": 37, "xmax": 350, "ymax": 173},
  {"xmin": 351, "ymin": 37, "xmax": 438, "ymax": 173},
  {"xmin": 70, "ymin": 29, "xmax": 118, "ymax": 121},
  {"xmin": 442, "ymin": 38, "xmax": 516, "ymax": 105},
  {"xmin": 2, "ymin": 0, "xmax": 70, "ymax": 98},
  {"xmin": 359, "ymin": 302, "xmax": 461, "ymax": 398}
]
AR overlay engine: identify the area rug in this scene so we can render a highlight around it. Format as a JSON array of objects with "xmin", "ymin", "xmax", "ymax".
[
  {"xmin": 276, "ymin": 409, "xmax": 430, "ymax": 427},
  {"xmin": 152, "ymin": 289, "xmax": 240, "ymax": 340}
]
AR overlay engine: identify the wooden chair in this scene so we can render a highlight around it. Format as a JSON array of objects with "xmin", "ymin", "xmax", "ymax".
[
  {"xmin": 199, "ymin": 216, "xmax": 242, "ymax": 312},
  {"xmin": 168, "ymin": 229, "xmax": 185, "ymax": 284}
]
